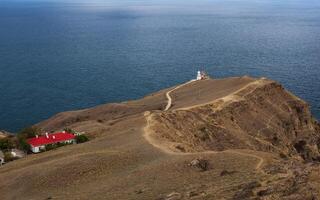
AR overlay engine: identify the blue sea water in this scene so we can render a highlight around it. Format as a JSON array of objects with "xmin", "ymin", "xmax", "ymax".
[{"xmin": 0, "ymin": 0, "xmax": 319, "ymax": 132}]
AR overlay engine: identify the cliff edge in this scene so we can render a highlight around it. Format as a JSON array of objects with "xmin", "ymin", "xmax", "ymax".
[
  {"xmin": 146, "ymin": 78, "xmax": 320, "ymax": 162},
  {"xmin": 0, "ymin": 76, "xmax": 319, "ymax": 200}
]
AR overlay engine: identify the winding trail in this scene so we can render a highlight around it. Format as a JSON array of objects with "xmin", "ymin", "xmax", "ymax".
[
  {"xmin": 164, "ymin": 79, "xmax": 196, "ymax": 111},
  {"xmin": 143, "ymin": 112, "xmax": 265, "ymax": 171},
  {"xmin": 144, "ymin": 79, "xmax": 266, "ymax": 171}
]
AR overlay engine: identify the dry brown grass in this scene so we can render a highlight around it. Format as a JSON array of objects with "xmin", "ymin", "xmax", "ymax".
[{"xmin": 0, "ymin": 76, "xmax": 319, "ymax": 200}]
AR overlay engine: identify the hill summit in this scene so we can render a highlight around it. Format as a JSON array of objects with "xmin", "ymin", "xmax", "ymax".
[{"xmin": 0, "ymin": 76, "xmax": 319, "ymax": 200}]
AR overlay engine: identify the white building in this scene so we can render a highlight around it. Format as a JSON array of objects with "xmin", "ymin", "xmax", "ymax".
[
  {"xmin": 0, "ymin": 150, "xmax": 4, "ymax": 165},
  {"xmin": 197, "ymin": 71, "xmax": 202, "ymax": 80},
  {"xmin": 27, "ymin": 131, "xmax": 76, "ymax": 153},
  {"xmin": 197, "ymin": 70, "xmax": 208, "ymax": 80},
  {"xmin": 10, "ymin": 149, "xmax": 25, "ymax": 159}
]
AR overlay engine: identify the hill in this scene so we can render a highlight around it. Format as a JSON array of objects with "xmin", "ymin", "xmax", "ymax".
[
  {"xmin": 0, "ymin": 131, "xmax": 13, "ymax": 139},
  {"xmin": 0, "ymin": 76, "xmax": 319, "ymax": 200}
]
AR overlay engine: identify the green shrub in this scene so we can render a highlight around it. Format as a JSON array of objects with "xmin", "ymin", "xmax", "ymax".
[
  {"xmin": 18, "ymin": 126, "xmax": 40, "ymax": 139},
  {"xmin": 56, "ymin": 142, "xmax": 66, "ymax": 148},
  {"xmin": 45, "ymin": 144, "xmax": 57, "ymax": 151},
  {"xmin": 17, "ymin": 137, "xmax": 31, "ymax": 153},
  {"xmin": 76, "ymin": 135, "xmax": 89, "ymax": 143},
  {"xmin": 16, "ymin": 126, "xmax": 41, "ymax": 153},
  {"xmin": 64, "ymin": 128, "xmax": 76, "ymax": 134},
  {"xmin": 0, "ymin": 138, "xmax": 14, "ymax": 150},
  {"xmin": 4, "ymin": 152, "xmax": 17, "ymax": 162}
]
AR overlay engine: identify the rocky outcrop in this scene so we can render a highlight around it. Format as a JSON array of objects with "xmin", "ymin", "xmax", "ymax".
[
  {"xmin": 0, "ymin": 131, "xmax": 13, "ymax": 139},
  {"xmin": 148, "ymin": 78, "xmax": 320, "ymax": 161}
]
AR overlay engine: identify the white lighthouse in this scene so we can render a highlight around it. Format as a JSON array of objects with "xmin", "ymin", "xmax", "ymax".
[{"xmin": 196, "ymin": 71, "xmax": 202, "ymax": 80}]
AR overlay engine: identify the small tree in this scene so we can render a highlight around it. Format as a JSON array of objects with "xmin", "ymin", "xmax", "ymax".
[
  {"xmin": 17, "ymin": 136, "xmax": 31, "ymax": 152},
  {"xmin": 0, "ymin": 138, "xmax": 14, "ymax": 150},
  {"xmin": 16, "ymin": 126, "xmax": 40, "ymax": 153},
  {"xmin": 75, "ymin": 135, "xmax": 89, "ymax": 143},
  {"xmin": 18, "ymin": 126, "xmax": 40, "ymax": 139}
]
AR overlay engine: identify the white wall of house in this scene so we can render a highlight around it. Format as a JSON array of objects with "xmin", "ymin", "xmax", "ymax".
[
  {"xmin": 30, "ymin": 139, "xmax": 75, "ymax": 153},
  {"xmin": 31, "ymin": 146, "xmax": 39, "ymax": 153},
  {"xmin": 67, "ymin": 139, "xmax": 76, "ymax": 144},
  {"xmin": 0, "ymin": 158, "xmax": 4, "ymax": 165},
  {"xmin": 0, "ymin": 151, "xmax": 5, "ymax": 165},
  {"xmin": 31, "ymin": 145, "xmax": 45, "ymax": 153}
]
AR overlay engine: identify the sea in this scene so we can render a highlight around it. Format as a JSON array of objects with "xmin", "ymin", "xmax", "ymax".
[{"xmin": 0, "ymin": 0, "xmax": 319, "ymax": 132}]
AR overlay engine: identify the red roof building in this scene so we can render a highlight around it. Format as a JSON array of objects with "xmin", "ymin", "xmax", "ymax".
[{"xmin": 27, "ymin": 132, "xmax": 75, "ymax": 153}]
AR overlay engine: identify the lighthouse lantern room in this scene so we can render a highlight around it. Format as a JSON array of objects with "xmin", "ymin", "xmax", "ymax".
[{"xmin": 196, "ymin": 70, "xmax": 208, "ymax": 80}]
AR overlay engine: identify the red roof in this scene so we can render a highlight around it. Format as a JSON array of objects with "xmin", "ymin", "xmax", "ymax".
[{"xmin": 27, "ymin": 132, "xmax": 75, "ymax": 147}]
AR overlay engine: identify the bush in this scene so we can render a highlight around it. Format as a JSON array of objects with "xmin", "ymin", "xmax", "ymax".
[
  {"xmin": 45, "ymin": 144, "xmax": 57, "ymax": 151},
  {"xmin": 18, "ymin": 126, "xmax": 40, "ymax": 139},
  {"xmin": 16, "ymin": 126, "xmax": 40, "ymax": 153},
  {"xmin": 45, "ymin": 142, "xmax": 70, "ymax": 152},
  {"xmin": 279, "ymin": 152, "xmax": 288, "ymax": 159},
  {"xmin": 75, "ymin": 135, "xmax": 89, "ymax": 143},
  {"xmin": 17, "ymin": 137, "xmax": 31, "ymax": 153},
  {"xmin": 64, "ymin": 128, "xmax": 76, "ymax": 134},
  {"xmin": 0, "ymin": 138, "xmax": 14, "ymax": 150},
  {"xmin": 4, "ymin": 152, "xmax": 17, "ymax": 162},
  {"xmin": 56, "ymin": 142, "xmax": 66, "ymax": 148}
]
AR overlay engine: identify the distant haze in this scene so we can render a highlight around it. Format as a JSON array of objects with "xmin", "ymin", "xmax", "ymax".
[{"xmin": 0, "ymin": 0, "xmax": 319, "ymax": 132}]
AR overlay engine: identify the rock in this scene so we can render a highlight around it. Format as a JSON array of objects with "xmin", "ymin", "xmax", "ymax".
[
  {"xmin": 166, "ymin": 192, "xmax": 182, "ymax": 200},
  {"xmin": 186, "ymin": 191, "xmax": 199, "ymax": 197},
  {"xmin": 189, "ymin": 159, "xmax": 209, "ymax": 171},
  {"xmin": 232, "ymin": 181, "xmax": 261, "ymax": 200},
  {"xmin": 0, "ymin": 130, "xmax": 13, "ymax": 138},
  {"xmin": 257, "ymin": 187, "xmax": 272, "ymax": 196}
]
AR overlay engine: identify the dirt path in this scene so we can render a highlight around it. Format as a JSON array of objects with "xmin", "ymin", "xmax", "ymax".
[
  {"xmin": 176, "ymin": 78, "xmax": 266, "ymax": 111},
  {"xmin": 143, "ymin": 79, "xmax": 268, "ymax": 171},
  {"xmin": 143, "ymin": 111, "xmax": 265, "ymax": 171},
  {"xmin": 164, "ymin": 79, "xmax": 196, "ymax": 111}
]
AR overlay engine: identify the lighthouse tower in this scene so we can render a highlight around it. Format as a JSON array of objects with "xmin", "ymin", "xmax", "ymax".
[{"xmin": 196, "ymin": 71, "xmax": 202, "ymax": 80}]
